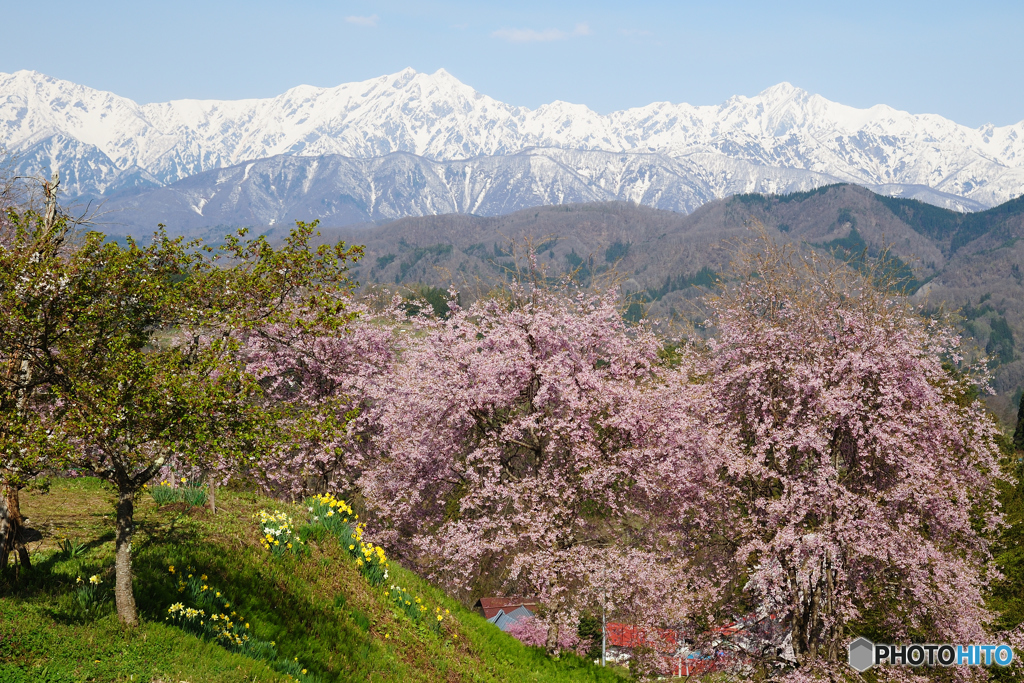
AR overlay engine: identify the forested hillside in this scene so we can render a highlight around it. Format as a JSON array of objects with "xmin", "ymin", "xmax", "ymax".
[{"xmin": 312, "ymin": 184, "xmax": 1024, "ymax": 424}]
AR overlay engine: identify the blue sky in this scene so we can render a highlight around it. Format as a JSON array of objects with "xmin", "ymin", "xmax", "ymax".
[{"xmin": 3, "ymin": 0, "xmax": 1022, "ymax": 127}]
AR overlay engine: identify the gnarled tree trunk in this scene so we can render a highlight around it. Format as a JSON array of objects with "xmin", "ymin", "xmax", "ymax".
[
  {"xmin": 0, "ymin": 485, "xmax": 30, "ymax": 571},
  {"xmin": 0, "ymin": 489, "xmax": 10, "ymax": 570},
  {"xmin": 787, "ymin": 554, "xmax": 840, "ymax": 664},
  {"xmin": 114, "ymin": 485, "xmax": 138, "ymax": 626}
]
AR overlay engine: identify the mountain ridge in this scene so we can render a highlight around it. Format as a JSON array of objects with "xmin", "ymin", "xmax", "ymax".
[
  {"xmin": 92, "ymin": 150, "xmax": 995, "ymax": 238},
  {"xmin": 3, "ymin": 68, "xmax": 1023, "ymax": 212}
]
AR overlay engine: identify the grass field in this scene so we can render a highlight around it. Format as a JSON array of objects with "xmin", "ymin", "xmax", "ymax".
[{"xmin": 0, "ymin": 478, "xmax": 629, "ymax": 683}]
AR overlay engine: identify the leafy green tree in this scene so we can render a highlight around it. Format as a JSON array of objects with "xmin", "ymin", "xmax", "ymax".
[
  {"xmin": 0, "ymin": 175, "xmax": 79, "ymax": 570},
  {"xmin": 1, "ymin": 185, "xmax": 361, "ymax": 623},
  {"xmin": 988, "ymin": 414, "xmax": 1024, "ymax": 681},
  {"xmin": 52, "ymin": 265, "xmax": 261, "ymax": 624},
  {"xmin": 987, "ymin": 315, "xmax": 1016, "ymax": 366},
  {"xmin": 53, "ymin": 221, "xmax": 360, "ymax": 625}
]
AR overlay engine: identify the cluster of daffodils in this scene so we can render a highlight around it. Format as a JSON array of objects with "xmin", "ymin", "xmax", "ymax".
[
  {"xmin": 388, "ymin": 585, "xmax": 449, "ymax": 635},
  {"xmin": 147, "ymin": 477, "xmax": 207, "ymax": 507},
  {"xmin": 165, "ymin": 566, "xmax": 303, "ymax": 674},
  {"xmin": 257, "ymin": 510, "xmax": 303, "ymax": 555},
  {"xmin": 307, "ymin": 492, "xmax": 354, "ymax": 535},
  {"xmin": 351, "ymin": 534, "xmax": 389, "ymax": 586},
  {"xmin": 167, "ymin": 601, "xmax": 250, "ymax": 649},
  {"xmin": 304, "ymin": 493, "xmax": 390, "ymax": 586},
  {"xmin": 389, "ymin": 585, "xmax": 427, "ymax": 621},
  {"xmin": 147, "ymin": 479, "xmax": 179, "ymax": 505},
  {"xmin": 70, "ymin": 572, "xmax": 109, "ymax": 619}
]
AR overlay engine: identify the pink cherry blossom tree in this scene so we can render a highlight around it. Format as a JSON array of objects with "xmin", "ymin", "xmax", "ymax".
[
  {"xmin": 704, "ymin": 239, "xmax": 1003, "ymax": 676},
  {"xmin": 359, "ymin": 284, "xmax": 723, "ymax": 653},
  {"xmin": 269, "ymin": 235, "xmax": 1003, "ymax": 679}
]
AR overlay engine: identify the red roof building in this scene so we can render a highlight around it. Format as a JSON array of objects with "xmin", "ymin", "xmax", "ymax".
[{"xmin": 605, "ymin": 622, "xmax": 681, "ymax": 651}]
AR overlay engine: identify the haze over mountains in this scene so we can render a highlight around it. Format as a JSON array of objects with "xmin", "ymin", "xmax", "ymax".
[{"xmin": 3, "ymin": 68, "xmax": 1024, "ymax": 234}]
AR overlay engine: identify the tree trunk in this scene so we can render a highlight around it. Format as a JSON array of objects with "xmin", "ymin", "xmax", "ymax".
[
  {"xmin": 546, "ymin": 620, "xmax": 561, "ymax": 657},
  {"xmin": 9, "ymin": 487, "xmax": 30, "ymax": 568},
  {"xmin": 787, "ymin": 556, "xmax": 840, "ymax": 665},
  {"xmin": 0, "ymin": 489, "xmax": 10, "ymax": 571},
  {"xmin": 0, "ymin": 485, "xmax": 30, "ymax": 571},
  {"xmin": 114, "ymin": 485, "xmax": 138, "ymax": 626},
  {"xmin": 4, "ymin": 354, "xmax": 34, "ymax": 572},
  {"xmin": 207, "ymin": 471, "xmax": 216, "ymax": 515}
]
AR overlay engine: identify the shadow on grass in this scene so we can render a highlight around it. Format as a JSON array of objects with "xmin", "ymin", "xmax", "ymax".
[
  {"xmin": 1, "ymin": 532, "xmax": 114, "ymax": 593},
  {"xmin": 134, "ymin": 509, "xmax": 206, "ymax": 551},
  {"xmin": 0, "ymin": 533, "xmax": 119, "ymax": 625},
  {"xmin": 3, "ymin": 510, "xmax": 203, "ymax": 623},
  {"xmin": 132, "ymin": 538, "xmax": 383, "ymax": 682},
  {"xmin": 10, "ymin": 483, "xmax": 626, "ymax": 683}
]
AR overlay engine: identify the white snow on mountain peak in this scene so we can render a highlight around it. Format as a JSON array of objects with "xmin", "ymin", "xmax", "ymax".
[{"xmin": 1, "ymin": 68, "xmax": 1022, "ymax": 209}]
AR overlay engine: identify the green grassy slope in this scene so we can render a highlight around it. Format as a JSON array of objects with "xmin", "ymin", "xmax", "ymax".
[{"xmin": 0, "ymin": 478, "xmax": 627, "ymax": 683}]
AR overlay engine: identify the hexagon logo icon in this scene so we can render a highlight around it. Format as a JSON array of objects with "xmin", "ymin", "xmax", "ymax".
[{"xmin": 848, "ymin": 637, "xmax": 874, "ymax": 672}]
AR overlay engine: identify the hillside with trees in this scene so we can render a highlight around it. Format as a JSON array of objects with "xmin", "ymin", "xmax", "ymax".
[{"xmin": 3, "ymin": 176, "xmax": 1024, "ymax": 681}]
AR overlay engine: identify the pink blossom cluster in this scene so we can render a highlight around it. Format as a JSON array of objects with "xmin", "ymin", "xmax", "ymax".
[
  {"xmin": 704, "ymin": 254, "xmax": 1001, "ymax": 668},
  {"xmin": 505, "ymin": 615, "xmax": 590, "ymax": 655},
  {"xmin": 354, "ymin": 287, "xmax": 720, "ymax": 630}
]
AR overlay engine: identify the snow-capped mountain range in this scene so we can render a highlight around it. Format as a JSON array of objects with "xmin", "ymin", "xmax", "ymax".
[{"xmin": 2, "ymin": 68, "xmax": 1023, "ymax": 227}]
